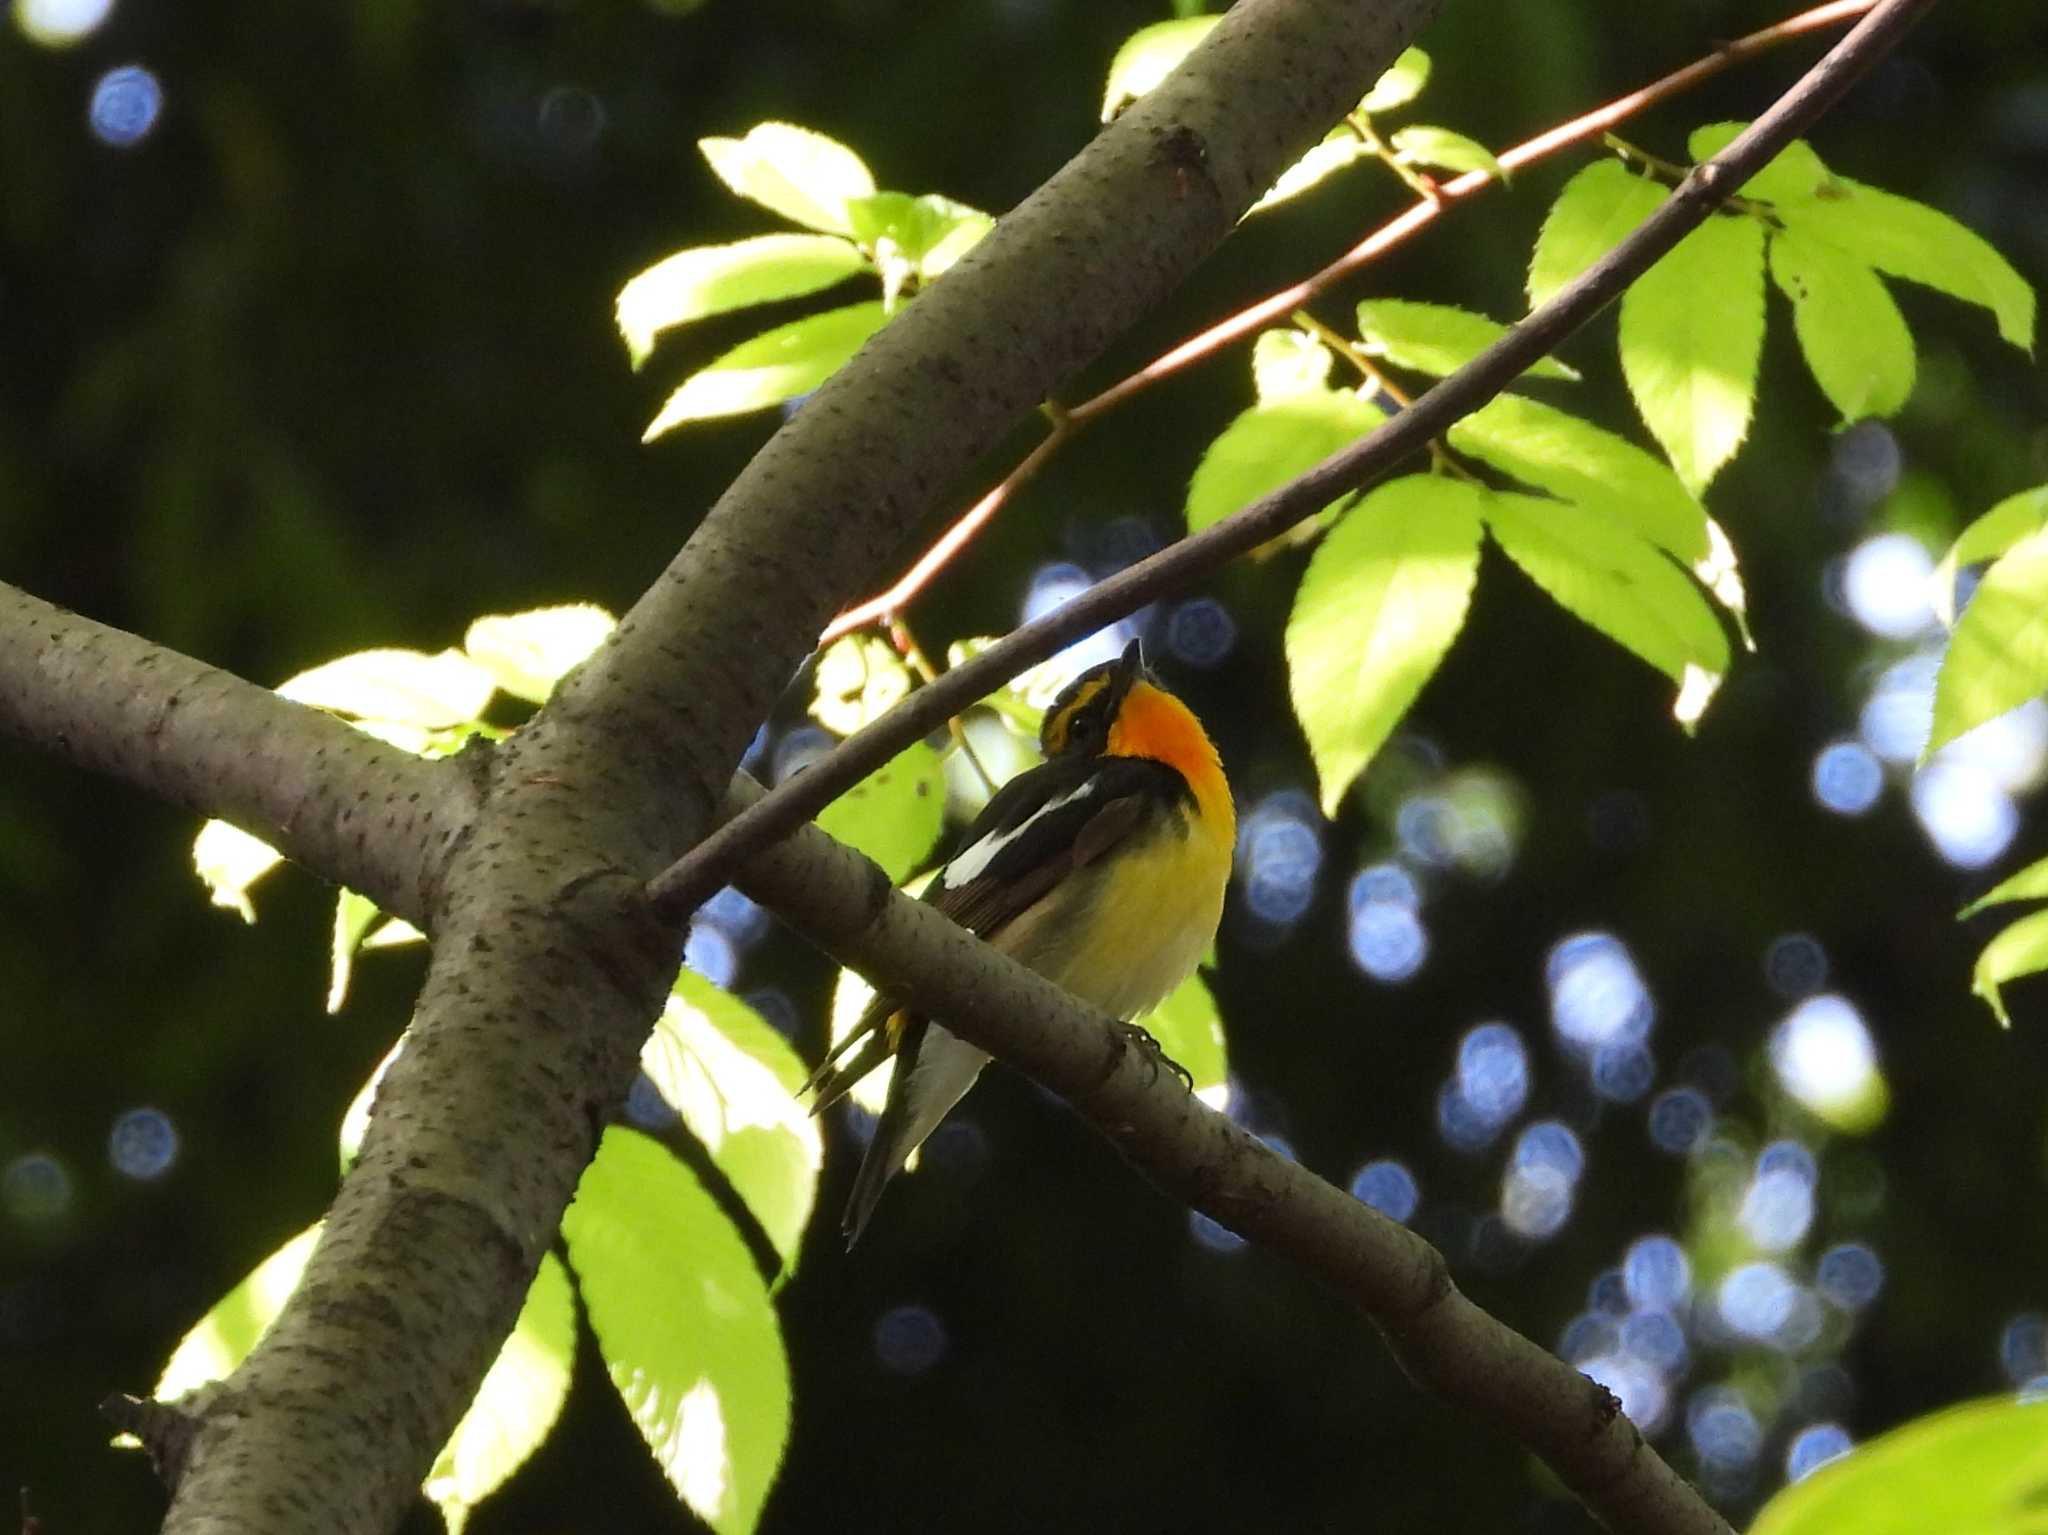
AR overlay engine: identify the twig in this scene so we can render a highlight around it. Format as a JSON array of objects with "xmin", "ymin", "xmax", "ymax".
[
  {"xmin": 648, "ymin": 0, "xmax": 1934, "ymax": 921},
  {"xmin": 817, "ymin": 0, "xmax": 1876, "ymax": 646}
]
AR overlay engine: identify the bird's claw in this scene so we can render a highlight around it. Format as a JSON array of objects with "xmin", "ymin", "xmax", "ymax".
[{"xmin": 1108, "ymin": 1020, "xmax": 1194, "ymax": 1092}]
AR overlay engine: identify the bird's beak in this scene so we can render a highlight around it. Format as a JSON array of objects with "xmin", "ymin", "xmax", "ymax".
[{"xmin": 1117, "ymin": 637, "xmax": 1146, "ymax": 685}]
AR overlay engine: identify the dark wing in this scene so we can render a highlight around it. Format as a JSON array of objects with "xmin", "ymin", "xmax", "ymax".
[{"xmin": 804, "ymin": 754, "xmax": 1180, "ymax": 1114}]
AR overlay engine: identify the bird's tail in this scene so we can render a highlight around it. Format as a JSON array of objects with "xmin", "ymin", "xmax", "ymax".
[{"xmin": 840, "ymin": 1019, "xmax": 989, "ymax": 1247}]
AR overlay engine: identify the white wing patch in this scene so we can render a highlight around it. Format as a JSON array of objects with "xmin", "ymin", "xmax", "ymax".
[{"xmin": 936, "ymin": 779, "xmax": 1097, "ymax": 888}]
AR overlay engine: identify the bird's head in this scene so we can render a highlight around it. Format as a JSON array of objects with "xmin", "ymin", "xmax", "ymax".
[{"xmin": 1040, "ymin": 640, "xmax": 1149, "ymax": 760}]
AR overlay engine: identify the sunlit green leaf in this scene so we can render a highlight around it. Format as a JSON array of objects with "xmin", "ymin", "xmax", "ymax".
[
  {"xmin": 1780, "ymin": 178, "xmax": 2035, "ymax": 353},
  {"xmin": 1930, "ymin": 526, "xmax": 2048, "ymax": 754},
  {"xmin": 154, "ymin": 1224, "xmax": 322, "ymax": 1403},
  {"xmin": 1184, "ymin": 391, "xmax": 1383, "ymax": 536},
  {"xmin": 426, "ymin": 1255, "xmax": 577, "ymax": 1535},
  {"xmin": 1447, "ymin": 394, "xmax": 1708, "ymax": 562},
  {"xmin": 1686, "ymin": 123, "xmax": 1835, "ymax": 203},
  {"xmin": 698, "ymin": 123, "xmax": 875, "ymax": 236},
  {"xmin": 1749, "ymin": 1396, "xmax": 2048, "ymax": 1535},
  {"xmin": 279, "ymin": 648, "xmax": 497, "ymax": 730},
  {"xmin": 1526, "ymin": 160, "xmax": 1665, "ymax": 307},
  {"xmin": 1933, "ymin": 487, "xmax": 2048, "ymax": 627},
  {"xmin": 1356, "ymin": 298, "xmax": 1577, "ymax": 381},
  {"xmin": 327, "ymin": 888, "xmax": 382, "ymax": 1014},
  {"xmin": 1482, "ymin": 490, "xmax": 1728, "ymax": 714},
  {"xmin": 1389, "ymin": 125, "xmax": 1504, "ymax": 183},
  {"xmin": 462, "ymin": 605, "xmax": 617, "ymax": 706},
  {"xmin": 1250, "ymin": 329, "xmax": 1336, "ymax": 401},
  {"xmin": 1961, "ymin": 853, "xmax": 2048, "ymax": 919},
  {"xmin": 1973, "ymin": 909, "xmax": 2048, "ymax": 1026},
  {"xmin": 1141, "ymin": 970, "xmax": 1228, "ymax": 1108},
  {"xmin": 1619, "ymin": 211, "xmax": 1765, "ymax": 495},
  {"xmin": 562, "ymin": 1128, "xmax": 790, "ymax": 1535},
  {"xmin": 1249, "ymin": 130, "xmax": 1372, "ymax": 214},
  {"xmin": 809, "ymin": 634, "xmax": 912, "ymax": 736},
  {"xmin": 1769, "ymin": 227, "xmax": 1915, "ymax": 422},
  {"xmin": 193, "ymin": 819, "xmax": 284, "ymax": 922},
  {"xmin": 1357, "ymin": 46, "xmax": 1431, "ymax": 113},
  {"xmin": 1287, "ymin": 475, "xmax": 1485, "ymax": 815},
  {"xmin": 1101, "ymin": 16, "xmax": 1217, "ymax": 120},
  {"xmin": 339, "ymin": 1035, "xmax": 403, "ymax": 1174},
  {"xmin": 814, "ymin": 741, "xmax": 945, "ymax": 883},
  {"xmin": 845, "ymin": 192, "xmax": 991, "ymax": 272},
  {"xmin": 644, "ymin": 301, "xmax": 887, "ymax": 438},
  {"xmin": 615, "ymin": 236, "xmax": 866, "ymax": 368},
  {"xmin": 643, "ymin": 977, "xmax": 822, "ymax": 1273},
  {"xmin": 1697, "ymin": 515, "xmax": 1755, "ymax": 653}
]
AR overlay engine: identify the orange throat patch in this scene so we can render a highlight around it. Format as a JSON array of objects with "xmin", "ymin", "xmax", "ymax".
[{"xmin": 1108, "ymin": 682, "xmax": 1235, "ymax": 847}]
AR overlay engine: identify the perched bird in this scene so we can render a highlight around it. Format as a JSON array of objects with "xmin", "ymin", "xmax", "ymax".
[{"xmin": 807, "ymin": 639, "xmax": 1235, "ymax": 1245}]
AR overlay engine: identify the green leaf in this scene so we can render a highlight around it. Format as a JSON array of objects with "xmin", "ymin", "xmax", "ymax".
[
  {"xmin": 1389, "ymin": 125, "xmax": 1505, "ymax": 183},
  {"xmin": 1184, "ymin": 391, "xmax": 1384, "ymax": 536},
  {"xmin": 1696, "ymin": 515, "xmax": 1756, "ymax": 653},
  {"xmin": 1961, "ymin": 853, "xmax": 2048, "ymax": 919},
  {"xmin": 193, "ymin": 819, "xmax": 284, "ymax": 922},
  {"xmin": 1749, "ymin": 1396, "xmax": 2048, "ymax": 1535},
  {"xmin": 1686, "ymin": 123, "xmax": 1835, "ymax": 203},
  {"xmin": 1973, "ymin": 908, "xmax": 2048, "ymax": 1026},
  {"xmin": 153, "ymin": 1223, "xmax": 323, "ymax": 1403},
  {"xmin": 278, "ymin": 648, "xmax": 498, "ymax": 731},
  {"xmin": 1286, "ymin": 475, "xmax": 1485, "ymax": 815},
  {"xmin": 1933, "ymin": 487, "xmax": 2048, "ymax": 627},
  {"xmin": 698, "ymin": 123, "xmax": 875, "ymax": 236},
  {"xmin": 809, "ymin": 634, "xmax": 913, "ymax": 736},
  {"xmin": 814, "ymin": 741, "xmax": 945, "ymax": 882},
  {"xmin": 1482, "ymin": 490, "xmax": 1728, "ymax": 719},
  {"xmin": 1250, "ymin": 329, "xmax": 1336, "ymax": 401},
  {"xmin": 1356, "ymin": 299, "xmax": 1578, "ymax": 382},
  {"xmin": 1101, "ymin": 16, "xmax": 1217, "ymax": 120},
  {"xmin": 1358, "ymin": 46, "xmax": 1431, "ymax": 113},
  {"xmin": 1447, "ymin": 394, "xmax": 1708, "ymax": 563},
  {"xmin": 1526, "ymin": 160, "xmax": 1666, "ymax": 307},
  {"xmin": 562, "ymin": 1128, "xmax": 791, "ymax": 1535},
  {"xmin": 1250, "ymin": 131, "xmax": 1372, "ymax": 214},
  {"xmin": 643, "ymin": 976, "xmax": 823, "ymax": 1274},
  {"xmin": 614, "ymin": 236, "xmax": 866, "ymax": 368},
  {"xmin": 643, "ymin": 301, "xmax": 887, "ymax": 439},
  {"xmin": 327, "ymin": 889, "xmax": 382, "ymax": 1014},
  {"xmin": 1931, "ymin": 526, "xmax": 2048, "ymax": 754},
  {"xmin": 846, "ymin": 193, "xmax": 994, "ymax": 308},
  {"xmin": 426, "ymin": 1254, "xmax": 576, "ymax": 1535},
  {"xmin": 1141, "ymin": 970, "xmax": 1228, "ymax": 1107},
  {"xmin": 1768, "ymin": 226, "xmax": 1916, "ymax": 423},
  {"xmin": 1779, "ymin": 176, "xmax": 2035, "ymax": 352},
  {"xmin": 1619, "ymin": 211, "xmax": 1765, "ymax": 494},
  {"xmin": 463, "ymin": 605, "xmax": 617, "ymax": 705}
]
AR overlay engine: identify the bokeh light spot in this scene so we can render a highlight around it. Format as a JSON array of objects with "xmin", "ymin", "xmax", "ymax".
[
  {"xmin": 1765, "ymin": 933, "xmax": 1830, "ymax": 1000},
  {"xmin": 1646, "ymin": 1087, "xmax": 1712, "ymax": 1154},
  {"xmin": 1740, "ymin": 1141, "xmax": 1818, "ymax": 1252},
  {"xmin": 1999, "ymin": 1313, "xmax": 2047, "ymax": 1384},
  {"xmin": 1188, "ymin": 1209, "xmax": 1247, "ymax": 1254},
  {"xmin": 1583, "ymin": 1352, "xmax": 1670, "ymax": 1434},
  {"xmin": 1858, "ymin": 653, "xmax": 1938, "ymax": 763},
  {"xmin": 1815, "ymin": 1243, "xmax": 1885, "ymax": 1311},
  {"xmin": 1911, "ymin": 758, "xmax": 2018, "ymax": 868},
  {"xmin": 1349, "ymin": 901, "xmax": 1428, "ymax": 983},
  {"xmin": 1591, "ymin": 1042, "xmax": 1656, "ymax": 1103},
  {"xmin": 1718, "ymin": 1262, "xmax": 1798, "ymax": 1341},
  {"xmin": 14, "ymin": 0, "xmax": 116, "ymax": 46},
  {"xmin": 1786, "ymin": 1423, "xmax": 1853, "ymax": 1482},
  {"xmin": 1455, "ymin": 1023, "xmax": 1530, "ymax": 1129},
  {"xmin": 1687, "ymin": 1386, "xmax": 1763, "ymax": 1469},
  {"xmin": 1770, "ymin": 995, "xmax": 1886, "ymax": 1130},
  {"xmin": 1811, "ymin": 740, "xmax": 1883, "ymax": 816},
  {"xmin": 108, "ymin": 1107, "xmax": 179, "ymax": 1180},
  {"xmin": 1164, "ymin": 597, "xmax": 1237, "ymax": 667},
  {"xmin": 1623, "ymin": 1235, "xmax": 1692, "ymax": 1310},
  {"xmin": 1238, "ymin": 791, "xmax": 1324, "ymax": 927},
  {"xmin": 1, "ymin": 1155, "xmax": 73, "ymax": 1222},
  {"xmin": 682, "ymin": 922, "xmax": 738, "ymax": 987},
  {"xmin": 1500, "ymin": 1164, "xmax": 1574, "ymax": 1240},
  {"xmin": 1349, "ymin": 1159, "xmax": 1419, "ymax": 1223},
  {"xmin": 625, "ymin": 1071, "xmax": 679, "ymax": 1130},
  {"xmin": 873, "ymin": 1304, "xmax": 949, "ymax": 1375},
  {"xmin": 1620, "ymin": 1309, "xmax": 1689, "ymax": 1374},
  {"xmin": 89, "ymin": 64, "xmax": 163, "ymax": 147},
  {"xmin": 1546, "ymin": 932, "xmax": 1653, "ymax": 1051},
  {"xmin": 1348, "ymin": 861, "xmax": 1420, "ymax": 913},
  {"xmin": 1841, "ymin": 532, "xmax": 1936, "ymax": 639}
]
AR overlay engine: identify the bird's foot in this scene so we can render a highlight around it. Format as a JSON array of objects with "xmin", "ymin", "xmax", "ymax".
[{"xmin": 1107, "ymin": 1020, "xmax": 1193, "ymax": 1092}]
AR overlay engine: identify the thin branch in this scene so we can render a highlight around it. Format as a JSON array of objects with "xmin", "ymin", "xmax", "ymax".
[
  {"xmin": 724, "ymin": 776, "xmax": 1736, "ymax": 1535},
  {"xmin": 0, "ymin": 582, "xmax": 461, "ymax": 930},
  {"xmin": 649, "ymin": 0, "xmax": 1933, "ymax": 922},
  {"xmin": 817, "ymin": 0, "xmax": 1876, "ymax": 645}
]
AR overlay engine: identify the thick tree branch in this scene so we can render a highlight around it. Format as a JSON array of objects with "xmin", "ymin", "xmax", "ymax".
[
  {"xmin": 650, "ymin": 0, "xmax": 1937, "ymax": 921},
  {"xmin": 136, "ymin": 6, "xmax": 1442, "ymax": 1532},
  {"xmin": 0, "ymin": 583, "xmax": 459, "ymax": 929},
  {"xmin": 724, "ymin": 777, "xmax": 1734, "ymax": 1535}
]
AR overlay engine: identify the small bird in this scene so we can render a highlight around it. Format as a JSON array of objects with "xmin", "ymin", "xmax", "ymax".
[{"xmin": 806, "ymin": 638, "xmax": 1235, "ymax": 1245}]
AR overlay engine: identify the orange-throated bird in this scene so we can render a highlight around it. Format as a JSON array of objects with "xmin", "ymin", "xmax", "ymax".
[{"xmin": 806, "ymin": 639, "xmax": 1235, "ymax": 1245}]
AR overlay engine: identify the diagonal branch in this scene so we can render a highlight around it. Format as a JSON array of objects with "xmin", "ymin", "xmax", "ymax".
[
  {"xmin": 0, "ymin": 582, "xmax": 461, "ymax": 929},
  {"xmin": 648, "ymin": 0, "xmax": 1936, "ymax": 921},
  {"xmin": 724, "ymin": 776, "xmax": 1736, "ymax": 1535},
  {"xmin": 817, "ymin": 0, "xmax": 1880, "ymax": 645}
]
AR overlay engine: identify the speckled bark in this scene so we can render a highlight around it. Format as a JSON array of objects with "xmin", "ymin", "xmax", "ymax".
[
  {"xmin": 0, "ymin": 583, "xmax": 460, "ymax": 926},
  {"xmin": 726, "ymin": 781, "xmax": 1735, "ymax": 1535},
  {"xmin": 131, "ymin": 6, "xmax": 1443, "ymax": 1532}
]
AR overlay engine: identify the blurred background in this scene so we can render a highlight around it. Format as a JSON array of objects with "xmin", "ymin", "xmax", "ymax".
[{"xmin": 4, "ymin": 0, "xmax": 2048, "ymax": 1530}]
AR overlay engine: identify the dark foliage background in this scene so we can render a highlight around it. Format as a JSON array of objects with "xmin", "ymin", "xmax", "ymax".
[{"xmin": 4, "ymin": 1, "xmax": 2047, "ymax": 1530}]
